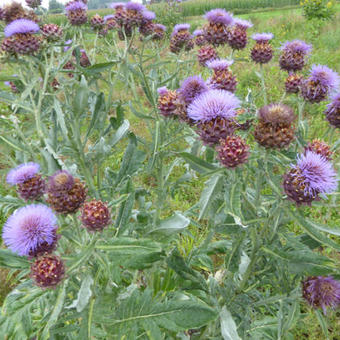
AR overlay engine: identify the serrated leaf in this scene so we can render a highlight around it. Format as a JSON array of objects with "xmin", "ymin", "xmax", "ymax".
[
  {"xmin": 94, "ymin": 290, "xmax": 216, "ymax": 332},
  {"xmin": 0, "ymin": 249, "xmax": 30, "ymax": 269},
  {"xmin": 220, "ymin": 306, "xmax": 241, "ymax": 340},
  {"xmin": 84, "ymin": 61, "xmax": 116, "ymax": 74},
  {"xmin": 66, "ymin": 274, "xmax": 93, "ymax": 313},
  {"xmin": 180, "ymin": 152, "xmax": 217, "ymax": 174},
  {"xmin": 285, "ymin": 208, "xmax": 340, "ymax": 251},
  {"xmin": 149, "ymin": 212, "xmax": 190, "ymax": 235},
  {"xmin": 41, "ymin": 281, "xmax": 67, "ymax": 340},
  {"xmin": 198, "ymin": 174, "xmax": 223, "ymax": 220}
]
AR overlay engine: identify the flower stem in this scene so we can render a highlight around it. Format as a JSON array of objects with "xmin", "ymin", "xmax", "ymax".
[{"xmin": 259, "ymin": 64, "xmax": 268, "ymax": 105}]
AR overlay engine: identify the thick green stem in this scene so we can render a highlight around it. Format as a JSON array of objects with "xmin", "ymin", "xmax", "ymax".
[{"xmin": 259, "ymin": 64, "xmax": 268, "ymax": 105}]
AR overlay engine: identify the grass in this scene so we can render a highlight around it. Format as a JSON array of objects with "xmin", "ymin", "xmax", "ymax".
[
  {"xmin": 47, "ymin": 0, "xmax": 303, "ymax": 25},
  {"xmin": 170, "ymin": 0, "xmax": 300, "ymax": 17},
  {"xmin": 1, "ymin": 4, "xmax": 340, "ymax": 339}
]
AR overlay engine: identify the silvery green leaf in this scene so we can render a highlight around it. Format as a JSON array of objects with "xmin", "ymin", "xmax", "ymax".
[
  {"xmin": 220, "ymin": 306, "xmax": 241, "ymax": 340},
  {"xmin": 66, "ymin": 275, "xmax": 93, "ymax": 313}
]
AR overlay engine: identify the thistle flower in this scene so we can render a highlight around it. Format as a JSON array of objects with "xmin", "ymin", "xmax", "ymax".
[
  {"xmin": 301, "ymin": 65, "xmax": 340, "ymax": 103},
  {"xmin": 41, "ymin": 24, "xmax": 63, "ymax": 41},
  {"xmin": 63, "ymin": 39, "xmax": 72, "ymax": 52},
  {"xmin": 196, "ymin": 117, "xmax": 236, "ymax": 146},
  {"xmin": 178, "ymin": 75, "xmax": 208, "ymax": 105},
  {"xmin": 207, "ymin": 59, "xmax": 237, "ymax": 93},
  {"xmin": 63, "ymin": 61, "xmax": 75, "ymax": 78},
  {"xmin": 233, "ymin": 18, "xmax": 253, "ymax": 30},
  {"xmin": 80, "ymin": 199, "xmax": 111, "ymax": 232},
  {"xmin": 90, "ymin": 14, "xmax": 104, "ymax": 30},
  {"xmin": 29, "ymin": 231, "xmax": 60, "ymax": 258},
  {"xmin": 141, "ymin": 10, "xmax": 155, "ymax": 23},
  {"xmin": 47, "ymin": 170, "xmax": 74, "ymax": 192},
  {"xmin": 254, "ymin": 104, "xmax": 296, "ymax": 149},
  {"xmin": 6, "ymin": 162, "xmax": 39, "ymax": 185},
  {"xmin": 47, "ymin": 170, "xmax": 87, "ymax": 214},
  {"xmin": 187, "ymin": 89, "xmax": 240, "ymax": 122},
  {"xmin": 25, "ymin": 0, "xmax": 41, "ymax": 9},
  {"xmin": 2, "ymin": 2, "xmax": 38, "ymax": 24},
  {"xmin": 152, "ymin": 24, "xmax": 166, "ymax": 40},
  {"xmin": 325, "ymin": 93, "xmax": 340, "ymax": 128},
  {"xmin": 279, "ymin": 40, "xmax": 312, "ymax": 72},
  {"xmin": 227, "ymin": 18, "xmax": 252, "ymax": 50},
  {"xmin": 203, "ymin": 9, "xmax": 233, "ymax": 46},
  {"xmin": 123, "ymin": 1, "xmax": 145, "ymax": 27},
  {"xmin": 305, "ymin": 139, "xmax": 333, "ymax": 161},
  {"xmin": 251, "ymin": 32, "xmax": 273, "ymax": 43},
  {"xmin": 2, "ymin": 18, "xmax": 41, "ymax": 55},
  {"xmin": 258, "ymin": 103, "xmax": 295, "ymax": 125},
  {"xmin": 31, "ymin": 254, "xmax": 65, "ymax": 288},
  {"xmin": 197, "ymin": 45, "xmax": 218, "ymax": 66},
  {"xmin": 172, "ymin": 23, "xmax": 191, "ymax": 37},
  {"xmin": 104, "ymin": 15, "xmax": 118, "ymax": 30},
  {"xmin": 7, "ymin": 162, "xmax": 45, "ymax": 201},
  {"xmin": 4, "ymin": 80, "xmax": 19, "ymax": 93},
  {"xmin": 125, "ymin": 1, "xmax": 145, "ymax": 12},
  {"xmin": 2, "ymin": 204, "xmax": 58, "ymax": 256},
  {"xmin": 204, "ymin": 9, "xmax": 233, "ymax": 26},
  {"xmin": 251, "ymin": 33, "xmax": 274, "ymax": 64},
  {"xmin": 110, "ymin": 2, "xmax": 126, "ymax": 9},
  {"xmin": 193, "ymin": 29, "xmax": 206, "ymax": 46},
  {"xmin": 79, "ymin": 49, "xmax": 91, "ymax": 67},
  {"xmin": 302, "ymin": 276, "xmax": 340, "ymax": 314},
  {"xmin": 217, "ymin": 135, "xmax": 249, "ymax": 168},
  {"xmin": 157, "ymin": 87, "xmax": 178, "ymax": 117},
  {"xmin": 4, "ymin": 18, "xmax": 39, "ymax": 37},
  {"xmin": 206, "ymin": 59, "xmax": 233, "ymax": 72},
  {"xmin": 139, "ymin": 21, "xmax": 154, "ymax": 37},
  {"xmin": 285, "ymin": 74, "xmax": 303, "ymax": 94},
  {"xmin": 65, "ymin": 1, "xmax": 87, "ymax": 26},
  {"xmin": 283, "ymin": 151, "xmax": 338, "ymax": 205},
  {"xmin": 170, "ymin": 24, "xmax": 193, "ymax": 53}
]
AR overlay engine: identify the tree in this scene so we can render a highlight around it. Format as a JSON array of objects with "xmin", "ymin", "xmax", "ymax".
[{"xmin": 49, "ymin": 0, "xmax": 64, "ymax": 13}]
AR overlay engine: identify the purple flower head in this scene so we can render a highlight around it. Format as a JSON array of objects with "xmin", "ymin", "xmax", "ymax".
[
  {"xmin": 293, "ymin": 151, "xmax": 338, "ymax": 196},
  {"xmin": 4, "ymin": 19, "xmax": 39, "ymax": 38},
  {"xmin": 303, "ymin": 276, "xmax": 340, "ymax": 314},
  {"xmin": 104, "ymin": 14, "xmax": 115, "ymax": 22},
  {"xmin": 47, "ymin": 170, "xmax": 75, "ymax": 192},
  {"xmin": 204, "ymin": 9, "xmax": 233, "ymax": 26},
  {"xmin": 125, "ymin": 1, "xmax": 145, "ymax": 12},
  {"xmin": 179, "ymin": 75, "xmax": 208, "ymax": 104},
  {"xmin": 64, "ymin": 39, "xmax": 72, "ymax": 52},
  {"xmin": 172, "ymin": 23, "xmax": 190, "ymax": 36},
  {"xmin": 252, "ymin": 32, "xmax": 274, "ymax": 42},
  {"xmin": 141, "ymin": 10, "xmax": 156, "ymax": 21},
  {"xmin": 234, "ymin": 18, "xmax": 253, "ymax": 29},
  {"xmin": 110, "ymin": 2, "xmax": 126, "ymax": 9},
  {"xmin": 157, "ymin": 86, "xmax": 168, "ymax": 96},
  {"xmin": 2, "ymin": 204, "xmax": 58, "ymax": 256},
  {"xmin": 309, "ymin": 64, "xmax": 340, "ymax": 93},
  {"xmin": 4, "ymin": 81, "xmax": 11, "ymax": 87},
  {"xmin": 65, "ymin": 1, "xmax": 87, "ymax": 12},
  {"xmin": 187, "ymin": 89, "xmax": 240, "ymax": 122},
  {"xmin": 281, "ymin": 40, "xmax": 312, "ymax": 55},
  {"xmin": 206, "ymin": 59, "xmax": 233, "ymax": 72},
  {"xmin": 154, "ymin": 24, "xmax": 166, "ymax": 31},
  {"xmin": 193, "ymin": 29, "xmax": 203, "ymax": 37},
  {"xmin": 6, "ymin": 163, "xmax": 40, "ymax": 186}
]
